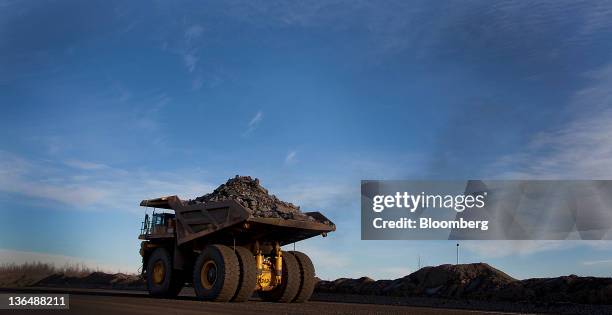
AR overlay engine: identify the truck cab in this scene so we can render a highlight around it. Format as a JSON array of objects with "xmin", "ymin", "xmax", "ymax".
[{"xmin": 140, "ymin": 212, "xmax": 176, "ymax": 239}]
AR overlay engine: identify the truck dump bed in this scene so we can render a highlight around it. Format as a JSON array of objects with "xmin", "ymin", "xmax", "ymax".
[{"xmin": 140, "ymin": 196, "xmax": 335, "ymax": 246}]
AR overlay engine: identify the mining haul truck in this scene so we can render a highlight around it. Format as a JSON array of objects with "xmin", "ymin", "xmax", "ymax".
[{"xmin": 138, "ymin": 196, "xmax": 335, "ymax": 303}]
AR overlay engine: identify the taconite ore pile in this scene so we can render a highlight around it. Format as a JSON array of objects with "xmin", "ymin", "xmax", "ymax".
[{"xmin": 189, "ymin": 176, "xmax": 327, "ymax": 223}]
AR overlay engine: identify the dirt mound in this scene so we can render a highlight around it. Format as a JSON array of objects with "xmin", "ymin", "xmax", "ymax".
[
  {"xmin": 35, "ymin": 272, "xmax": 145, "ymax": 290},
  {"xmin": 405, "ymin": 263, "xmax": 516, "ymax": 299},
  {"xmin": 0, "ymin": 263, "xmax": 71, "ymax": 288},
  {"xmin": 316, "ymin": 263, "xmax": 612, "ymax": 304},
  {"xmin": 189, "ymin": 175, "xmax": 323, "ymax": 222},
  {"xmin": 518, "ymin": 275, "xmax": 612, "ymax": 304},
  {"xmin": 317, "ymin": 263, "xmax": 515, "ymax": 298},
  {"xmin": 0, "ymin": 271, "xmax": 51, "ymax": 288},
  {"xmin": 316, "ymin": 277, "xmax": 392, "ymax": 295}
]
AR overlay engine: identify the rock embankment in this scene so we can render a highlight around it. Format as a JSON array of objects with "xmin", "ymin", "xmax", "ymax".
[
  {"xmin": 35, "ymin": 272, "xmax": 145, "ymax": 290},
  {"xmin": 316, "ymin": 263, "xmax": 612, "ymax": 305}
]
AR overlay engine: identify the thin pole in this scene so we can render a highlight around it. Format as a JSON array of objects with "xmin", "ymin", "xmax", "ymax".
[{"xmin": 456, "ymin": 243, "xmax": 459, "ymax": 264}]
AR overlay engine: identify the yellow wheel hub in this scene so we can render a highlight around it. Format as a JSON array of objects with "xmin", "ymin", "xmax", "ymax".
[
  {"xmin": 200, "ymin": 260, "xmax": 217, "ymax": 290},
  {"xmin": 152, "ymin": 260, "xmax": 166, "ymax": 285}
]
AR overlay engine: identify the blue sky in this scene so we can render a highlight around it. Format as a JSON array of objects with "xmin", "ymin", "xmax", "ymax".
[{"xmin": 2, "ymin": 0, "xmax": 612, "ymax": 279}]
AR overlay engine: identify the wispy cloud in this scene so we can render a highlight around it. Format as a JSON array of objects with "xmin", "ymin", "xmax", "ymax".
[
  {"xmin": 488, "ymin": 63, "xmax": 612, "ymax": 179},
  {"xmin": 183, "ymin": 52, "xmax": 198, "ymax": 73},
  {"xmin": 285, "ymin": 150, "xmax": 297, "ymax": 164},
  {"xmin": 133, "ymin": 93, "xmax": 170, "ymax": 132},
  {"xmin": 249, "ymin": 110, "xmax": 263, "ymax": 127},
  {"xmin": 582, "ymin": 259, "xmax": 612, "ymax": 266},
  {"xmin": 274, "ymin": 181, "xmax": 357, "ymax": 214},
  {"xmin": 64, "ymin": 159, "xmax": 109, "ymax": 170},
  {"xmin": 0, "ymin": 152, "xmax": 108, "ymax": 206},
  {"xmin": 243, "ymin": 110, "xmax": 263, "ymax": 136},
  {"xmin": 0, "ymin": 151, "xmax": 214, "ymax": 212},
  {"xmin": 179, "ymin": 24, "xmax": 204, "ymax": 73},
  {"xmin": 209, "ymin": 1, "xmax": 612, "ymax": 64},
  {"xmin": 25, "ymin": 136, "xmax": 66, "ymax": 155},
  {"xmin": 164, "ymin": 23, "xmax": 231, "ymax": 88},
  {"xmin": 184, "ymin": 24, "xmax": 204, "ymax": 43},
  {"xmin": 467, "ymin": 63, "xmax": 612, "ymax": 259}
]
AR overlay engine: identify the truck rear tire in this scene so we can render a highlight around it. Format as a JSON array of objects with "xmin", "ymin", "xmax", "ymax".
[
  {"xmin": 232, "ymin": 246, "xmax": 257, "ymax": 302},
  {"xmin": 288, "ymin": 251, "xmax": 315, "ymax": 302},
  {"xmin": 259, "ymin": 252, "xmax": 301, "ymax": 303},
  {"xmin": 193, "ymin": 244, "xmax": 240, "ymax": 302},
  {"xmin": 146, "ymin": 248, "xmax": 184, "ymax": 298}
]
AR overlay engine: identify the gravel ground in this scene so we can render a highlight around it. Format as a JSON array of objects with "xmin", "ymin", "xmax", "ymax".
[
  {"xmin": 4, "ymin": 286, "xmax": 610, "ymax": 314},
  {"xmin": 0, "ymin": 287, "xmax": 527, "ymax": 315},
  {"xmin": 311, "ymin": 292, "xmax": 612, "ymax": 315}
]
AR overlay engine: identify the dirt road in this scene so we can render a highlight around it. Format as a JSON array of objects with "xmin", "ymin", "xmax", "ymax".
[{"xmin": 0, "ymin": 288, "xmax": 518, "ymax": 315}]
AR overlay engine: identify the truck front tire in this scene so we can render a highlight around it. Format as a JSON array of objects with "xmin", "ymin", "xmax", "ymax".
[
  {"xmin": 193, "ymin": 244, "xmax": 240, "ymax": 302},
  {"xmin": 259, "ymin": 251, "xmax": 301, "ymax": 303},
  {"xmin": 288, "ymin": 251, "xmax": 316, "ymax": 302},
  {"xmin": 146, "ymin": 248, "xmax": 184, "ymax": 298}
]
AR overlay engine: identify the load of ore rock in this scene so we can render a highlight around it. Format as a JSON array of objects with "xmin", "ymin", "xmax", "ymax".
[{"xmin": 189, "ymin": 175, "xmax": 324, "ymax": 223}]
